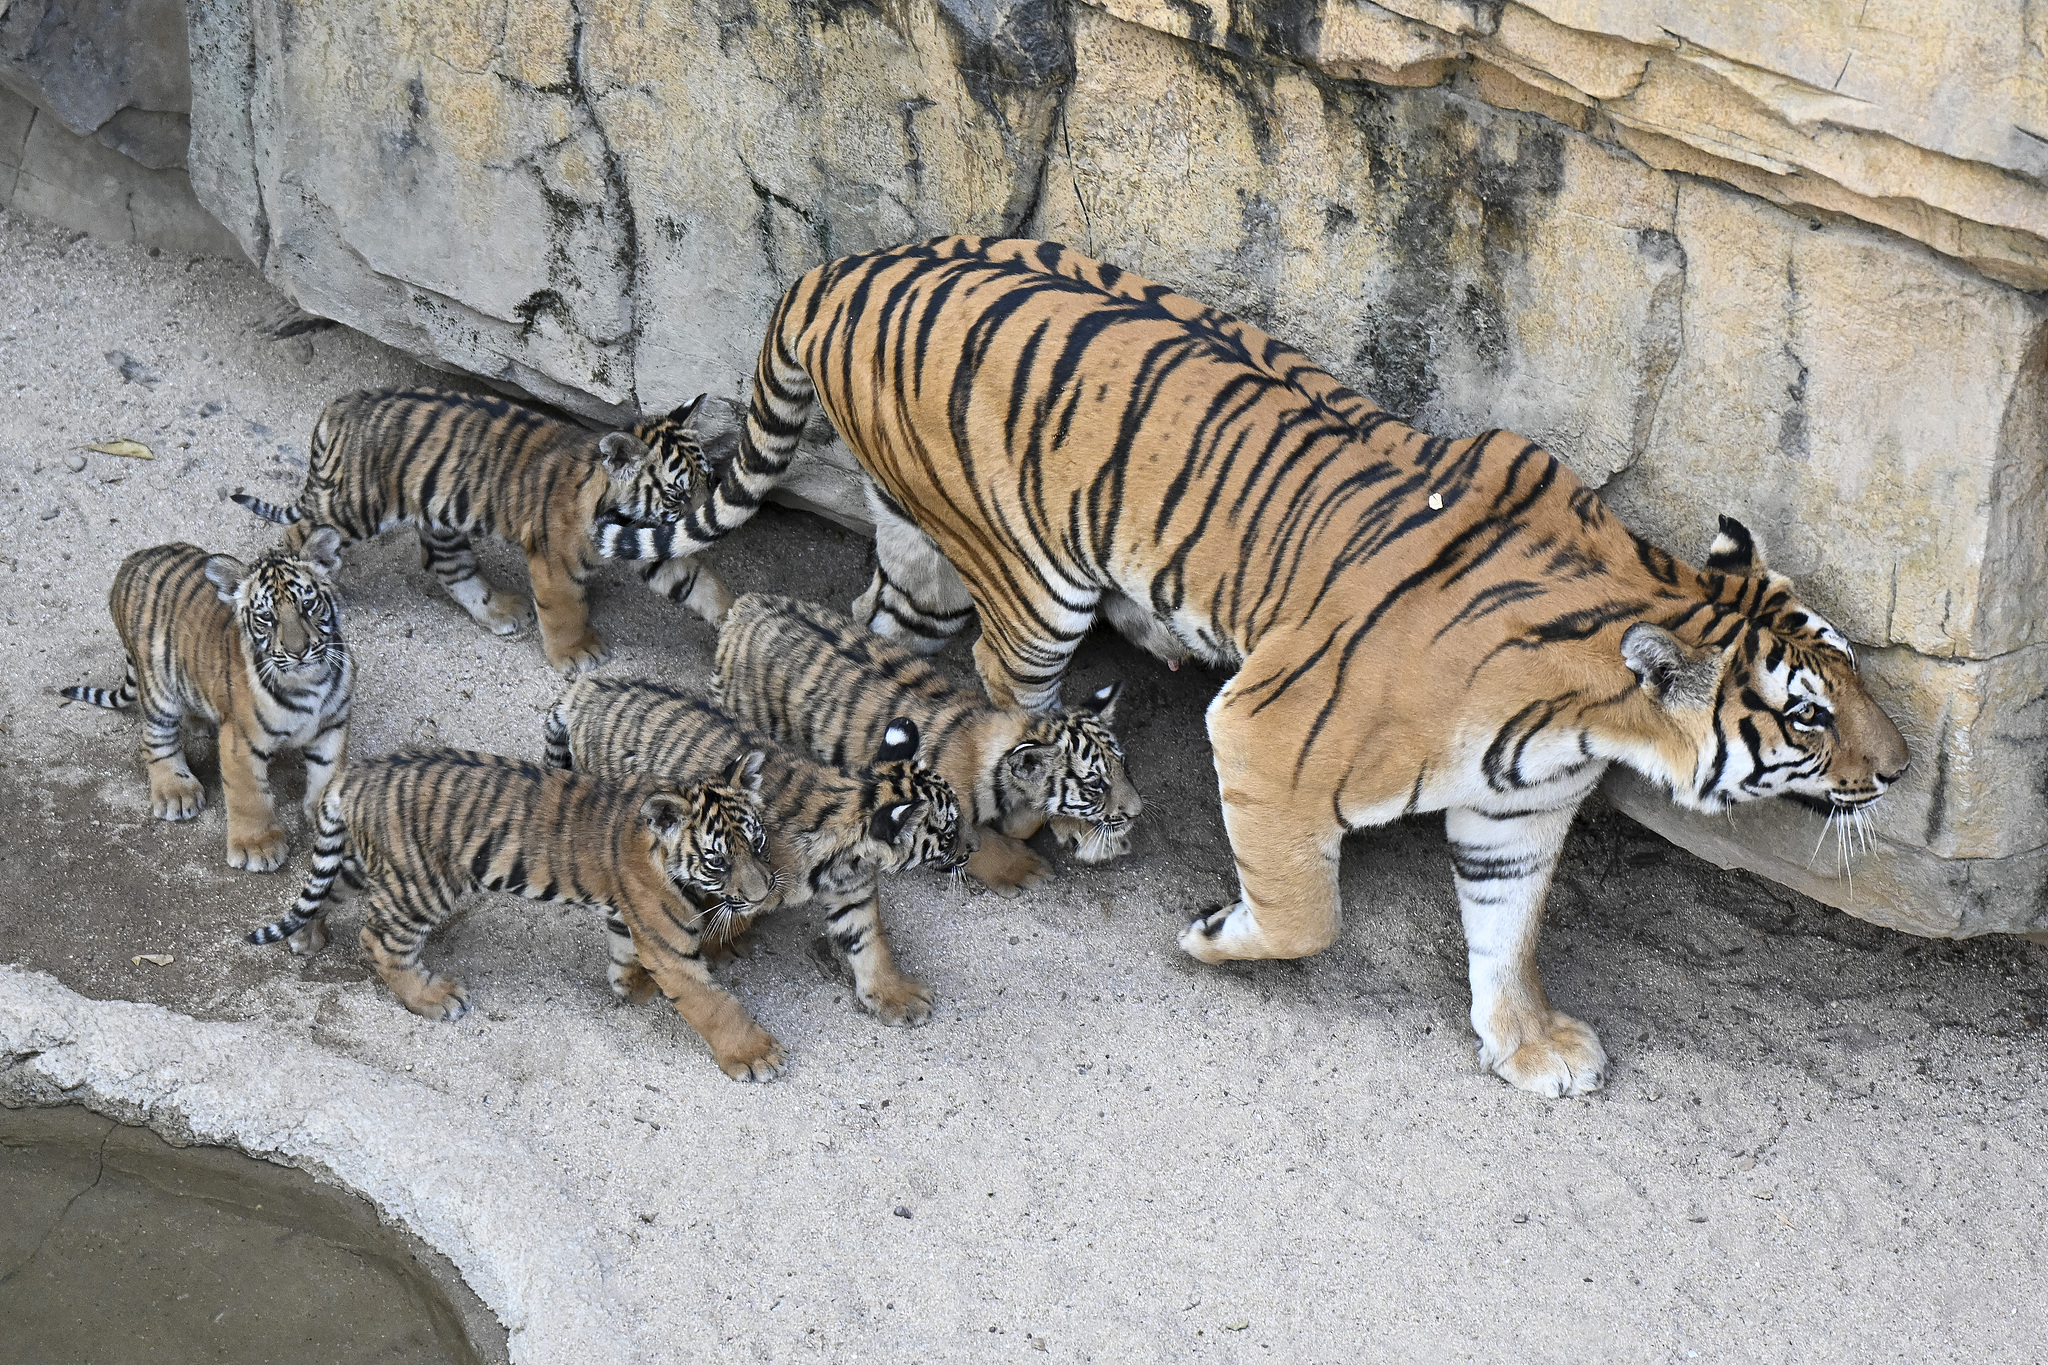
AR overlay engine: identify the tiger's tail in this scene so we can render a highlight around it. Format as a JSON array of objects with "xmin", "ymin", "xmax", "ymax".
[
  {"xmin": 60, "ymin": 658, "xmax": 137, "ymax": 710},
  {"xmin": 592, "ymin": 517, "xmax": 685, "ymax": 563},
  {"xmin": 542, "ymin": 702, "xmax": 574, "ymax": 771},
  {"xmin": 246, "ymin": 786, "xmax": 351, "ymax": 945},
  {"xmin": 229, "ymin": 490, "xmax": 306, "ymax": 525}
]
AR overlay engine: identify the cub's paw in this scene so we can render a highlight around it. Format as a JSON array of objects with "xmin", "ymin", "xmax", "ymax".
[
  {"xmin": 1176, "ymin": 903, "xmax": 1235, "ymax": 964},
  {"xmin": 150, "ymin": 776, "xmax": 205, "ymax": 821},
  {"xmin": 228, "ymin": 827, "xmax": 289, "ymax": 873},
  {"xmin": 286, "ymin": 919, "xmax": 329, "ymax": 957},
  {"xmin": 609, "ymin": 963, "xmax": 661, "ymax": 1005},
  {"xmin": 858, "ymin": 975, "xmax": 935, "ymax": 1028},
  {"xmin": 1481, "ymin": 1012, "xmax": 1608, "ymax": 1099},
  {"xmin": 402, "ymin": 973, "xmax": 471, "ymax": 1023},
  {"xmin": 715, "ymin": 1032, "xmax": 786, "ymax": 1083},
  {"xmin": 964, "ymin": 834, "xmax": 1051, "ymax": 899},
  {"xmin": 547, "ymin": 634, "xmax": 609, "ymax": 676},
  {"xmin": 482, "ymin": 593, "xmax": 534, "ymax": 637}
]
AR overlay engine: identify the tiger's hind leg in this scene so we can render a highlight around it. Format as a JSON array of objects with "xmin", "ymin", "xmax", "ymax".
[
  {"xmin": 641, "ymin": 554, "xmax": 736, "ymax": 626},
  {"xmin": 140, "ymin": 693, "xmax": 204, "ymax": 821},
  {"xmin": 526, "ymin": 551, "xmax": 606, "ymax": 675},
  {"xmin": 819, "ymin": 884, "xmax": 932, "ymax": 1026},
  {"xmin": 359, "ymin": 879, "xmax": 470, "ymax": 1022},
  {"xmin": 1447, "ymin": 804, "xmax": 1606, "ymax": 1098},
  {"xmin": 852, "ymin": 482, "xmax": 975, "ymax": 652},
  {"xmin": 419, "ymin": 526, "xmax": 530, "ymax": 636},
  {"xmin": 603, "ymin": 910, "xmax": 661, "ymax": 1004}
]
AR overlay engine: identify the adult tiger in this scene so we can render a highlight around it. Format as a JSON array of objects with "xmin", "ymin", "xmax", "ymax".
[{"xmin": 623, "ymin": 236, "xmax": 1910, "ymax": 1097}]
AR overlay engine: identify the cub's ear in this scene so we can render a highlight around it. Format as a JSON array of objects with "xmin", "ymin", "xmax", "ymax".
[
  {"xmin": 641, "ymin": 791, "xmax": 688, "ymax": 840},
  {"xmin": 664, "ymin": 393, "xmax": 706, "ymax": 427},
  {"xmin": 1004, "ymin": 742, "xmax": 1057, "ymax": 782},
  {"xmin": 203, "ymin": 554, "xmax": 248, "ymax": 604},
  {"xmin": 1077, "ymin": 680, "xmax": 1122, "ymax": 721},
  {"xmin": 869, "ymin": 800, "xmax": 925, "ymax": 845},
  {"xmin": 300, "ymin": 526, "xmax": 343, "ymax": 580},
  {"xmin": 1620, "ymin": 624, "xmax": 1722, "ymax": 709},
  {"xmin": 725, "ymin": 749, "xmax": 766, "ymax": 795},
  {"xmin": 875, "ymin": 717, "xmax": 921, "ymax": 764},
  {"xmin": 598, "ymin": 430, "xmax": 650, "ymax": 478},
  {"xmin": 1705, "ymin": 515, "xmax": 1764, "ymax": 575}
]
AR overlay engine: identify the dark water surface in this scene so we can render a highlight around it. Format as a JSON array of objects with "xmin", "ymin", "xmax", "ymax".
[{"xmin": 0, "ymin": 1106, "xmax": 507, "ymax": 1365}]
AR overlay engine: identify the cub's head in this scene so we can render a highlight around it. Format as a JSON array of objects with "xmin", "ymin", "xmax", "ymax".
[
  {"xmin": 1004, "ymin": 682, "xmax": 1142, "ymax": 864},
  {"xmin": 1621, "ymin": 517, "xmax": 1908, "ymax": 816},
  {"xmin": 864, "ymin": 719, "xmax": 967, "ymax": 873},
  {"xmin": 642, "ymin": 751, "xmax": 776, "ymax": 940},
  {"xmin": 602, "ymin": 394, "xmax": 710, "ymax": 524},
  {"xmin": 206, "ymin": 526, "xmax": 346, "ymax": 684}
]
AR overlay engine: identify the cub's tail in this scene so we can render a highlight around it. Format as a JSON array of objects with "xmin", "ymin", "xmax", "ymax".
[
  {"xmin": 247, "ymin": 786, "xmax": 351, "ymax": 945},
  {"xmin": 542, "ymin": 702, "xmax": 574, "ymax": 771},
  {"xmin": 60, "ymin": 658, "xmax": 138, "ymax": 710},
  {"xmin": 229, "ymin": 490, "xmax": 306, "ymax": 525}
]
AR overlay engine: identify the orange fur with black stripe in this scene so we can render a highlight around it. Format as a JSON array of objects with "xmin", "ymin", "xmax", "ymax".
[
  {"xmin": 647, "ymin": 236, "xmax": 1910, "ymax": 1097},
  {"xmin": 231, "ymin": 387, "xmax": 728, "ymax": 673}
]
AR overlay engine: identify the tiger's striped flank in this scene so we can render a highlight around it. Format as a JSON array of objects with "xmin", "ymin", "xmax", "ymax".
[
  {"xmin": 547, "ymin": 677, "xmax": 964, "ymax": 1025},
  {"xmin": 246, "ymin": 747, "xmax": 787, "ymax": 1080}
]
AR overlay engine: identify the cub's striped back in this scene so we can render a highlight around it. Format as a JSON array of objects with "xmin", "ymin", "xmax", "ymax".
[
  {"xmin": 715, "ymin": 594, "xmax": 1139, "ymax": 894},
  {"xmin": 547, "ymin": 677, "xmax": 963, "ymax": 1024},
  {"xmin": 246, "ymin": 747, "xmax": 789, "ymax": 1081}
]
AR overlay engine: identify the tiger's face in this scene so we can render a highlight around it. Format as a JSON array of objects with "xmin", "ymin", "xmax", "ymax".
[
  {"xmin": 1005, "ymin": 683, "xmax": 1142, "ymax": 864},
  {"xmin": 206, "ymin": 527, "xmax": 345, "ymax": 684},
  {"xmin": 1621, "ymin": 519, "xmax": 1908, "ymax": 817},
  {"xmin": 643, "ymin": 751, "xmax": 776, "ymax": 939},
  {"xmin": 602, "ymin": 395, "xmax": 710, "ymax": 525}
]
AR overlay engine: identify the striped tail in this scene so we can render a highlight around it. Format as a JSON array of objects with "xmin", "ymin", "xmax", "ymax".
[
  {"xmin": 246, "ymin": 787, "xmax": 350, "ymax": 945},
  {"xmin": 592, "ymin": 516, "xmax": 685, "ymax": 563},
  {"xmin": 230, "ymin": 490, "xmax": 306, "ymax": 525},
  {"xmin": 542, "ymin": 703, "xmax": 574, "ymax": 771},
  {"xmin": 59, "ymin": 659, "xmax": 138, "ymax": 710}
]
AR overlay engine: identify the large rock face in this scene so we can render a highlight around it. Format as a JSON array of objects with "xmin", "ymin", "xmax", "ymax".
[{"xmin": 180, "ymin": 0, "xmax": 2048, "ymax": 937}]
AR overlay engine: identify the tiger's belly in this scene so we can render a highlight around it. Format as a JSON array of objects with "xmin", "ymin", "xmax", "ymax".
[{"xmin": 1334, "ymin": 725, "xmax": 1611, "ymax": 830}]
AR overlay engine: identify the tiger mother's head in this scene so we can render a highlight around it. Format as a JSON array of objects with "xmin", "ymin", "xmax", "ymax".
[{"xmin": 1618, "ymin": 517, "xmax": 1908, "ymax": 817}]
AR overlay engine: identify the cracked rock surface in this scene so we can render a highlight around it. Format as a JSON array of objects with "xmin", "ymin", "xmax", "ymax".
[{"xmin": 6, "ymin": 211, "xmax": 2048, "ymax": 1364}]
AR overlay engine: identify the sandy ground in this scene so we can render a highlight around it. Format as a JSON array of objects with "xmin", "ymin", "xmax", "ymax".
[{"xmin": 2, "ymin": 208, "xmax": 2047, "ymax": 1364}]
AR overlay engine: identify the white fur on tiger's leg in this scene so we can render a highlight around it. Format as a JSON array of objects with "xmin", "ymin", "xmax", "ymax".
[
  {"xmin": 641, "ymin": 554, "xmax": 735, "ymax": 625},
  {"xmin": 420, "ymin": 526, "xmax": 528, "ymax": 635},
  {"xmin": 1447, "ymin": 803, "xmax": 1606, "ymax": 1099},
  {"xmin": 820, "ymin": 887, "xmax": 932, "ymax": 1026},
  {"xmin": 604, "ymin": 911, "xmax": 660, "ymax": 1004},
  {"xmin": 854, "ymin": 481, "xmax": 974, "ymax": 651}
]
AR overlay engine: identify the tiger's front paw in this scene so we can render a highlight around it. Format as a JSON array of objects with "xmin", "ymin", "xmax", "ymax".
[
  {"xmin": 610, "ymin": 962, "xmax": 662, "ymax": 1005},
  {"xmin": 286, "ymin": 918, "xmax": 328, "ymax": 956},
  {"xmin": 858, "ymin": 974, "xmax": 934, "ymax": 1028},
  {"xmin": 1480, "ymin": 1011, "xmax": 1607, "ymax": 1098},
  {"xmin": 964, "ymin": 832, "xmax": 1050, "ymax": 899},
  {"xmin": 1177, "ymin": 903, "xmax": 1236, "ymax": 963},
  {"xmin": 714, "ymin": 1030, "xmax": 786, "ymax": 1082},
  {"xmin": 482, "ymin": 593, "xmax": 534, "ymax": 637},
  {"xmin": 228, "ymin": 826, "xmax": 289, "ymax": 872},
  {"xmin": 547, "ymin": 633, "xmax": 609, "ymax": 676},
  {"xmin": 150, "ymin": 774, "xmax": 205, "ymax": 821},
  {"xmin": 402, "ymin": 974, "xmax": 471, "ymax": 1023}
]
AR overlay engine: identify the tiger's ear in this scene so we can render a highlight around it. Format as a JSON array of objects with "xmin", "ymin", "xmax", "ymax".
[
  {"xmin": 641, "ymin": 791, "xmax": 688, "ymax": 840},
  {"xmin": 203, "ymin": 554, "xmax": 248, "ymax": 604},
  {"xmin": 725, "ymin": 749, "xmax": 766, "ymax": 796},
  {"xmin": 1077, "ymin": 680, "xmax": 1122, "ymax": 721},
  {"xmin": 875, "ymin": 717, "xmax": 920, "ymax": 764},
  {"xmin": 300, "ymin": 526, "xmax": 343, "ymax": 580},
  {"xmin": 1706, "ymin": 515, "xmax": 1765, "ymax": 575},
  {"xmin": 869, "ymin": 800, "xmax": 925, "ymax": 845},
  {"xmin": 664, "ymin": 393, "xmax": 706, "ymax": 427},
  {"xmin": 1620, "ymin": 624, "xmax": 1722, "ymax": 710},
  {"xmin": 598, "ymin": 431, "xmax": 650, "ymax": 478},
  {"xmin": 1004, "ymin": 742, "xmax": 1057, "ymax": 782}
]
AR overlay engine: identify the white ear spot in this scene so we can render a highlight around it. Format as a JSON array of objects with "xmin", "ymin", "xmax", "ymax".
[
  {"xmin": 885, "ymin": 725, "xmax": 909, "ymax": 747},
  {"xmin": 891, "ymin": 803, "xmax": 912, "ymax": 822},
  {"xmin": 1094, "ymin": 685, "xmax": 1113, "ymax": 701}
]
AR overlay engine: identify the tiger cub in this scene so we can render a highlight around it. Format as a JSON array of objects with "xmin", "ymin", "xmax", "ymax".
[
  {"xmin": 60, "ymin": 532, "xmax": 351, "ymax": 872},
  {"xmin": 230, "ymin": 387, "xmax": 730, "ymax": 674},
  {"xmin": 246, "ymin": 747, "xmax": 788, "ymax": 1081},
  {"xmin": 714, "ymin": 594, "xmax": 1139, "ymax": 896},
  {"xmin": 545, "ymin": 678, "xmax": 965, "ymax": 1025}
]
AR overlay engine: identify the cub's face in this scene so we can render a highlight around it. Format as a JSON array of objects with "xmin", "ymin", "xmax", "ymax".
[
  {"xmin": 604, "ymin": 395, "xmax": 709, "ymax": 525},
  {"xmin": 206, "ymin": 527, "xmax": 345, "ymax": 684},
  {"xmin": 1004, "ymin": 683, "xmax": 1142, "ymax": 864},
  {"xmin": 643, "ymin": 753, "xmax": 776, "ymax": 930}
]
